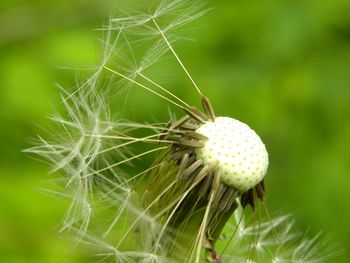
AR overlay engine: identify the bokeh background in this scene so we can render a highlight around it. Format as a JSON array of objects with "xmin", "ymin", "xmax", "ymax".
[{"xmin": 0, "ymin": 0, "xmax": 349, "ymax": 262}]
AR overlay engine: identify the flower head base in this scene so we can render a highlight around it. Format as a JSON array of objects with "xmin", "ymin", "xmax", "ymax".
[{"xmin": 196, "ymin": 117, "xmax": 269, "ymax": 192}]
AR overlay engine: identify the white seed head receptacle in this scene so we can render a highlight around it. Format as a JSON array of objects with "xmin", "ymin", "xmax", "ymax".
[{"xmin": 195, "ymin": 117, "xmax": 269, "ymax": 192}]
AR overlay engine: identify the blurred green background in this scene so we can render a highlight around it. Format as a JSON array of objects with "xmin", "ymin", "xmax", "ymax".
[{"xmin": 0, "ymin": 0, "xmax": 349, "ymax": 262}]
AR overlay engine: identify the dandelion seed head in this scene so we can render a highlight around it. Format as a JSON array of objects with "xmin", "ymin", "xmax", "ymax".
[
  {"xmin": 26, "ymin": 0, "xmax": 340, "ymax": 261},
  {"xmin": 195, "ymin": 117, "xmax": 269, "ymax": 192}
]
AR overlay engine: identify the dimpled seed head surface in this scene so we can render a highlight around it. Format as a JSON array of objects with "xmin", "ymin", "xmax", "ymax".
[{"xmin": 195, "ymin": 117, "xmax": 268, "ymax": 192}]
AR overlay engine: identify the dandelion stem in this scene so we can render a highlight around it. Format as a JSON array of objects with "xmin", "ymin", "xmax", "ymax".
[
  {"xmin": 195, "ymin": 193, "xmax": 214, "ymax": 263},
  {"xmin": 138, "ymin": 72, "xmax": 191, "ymax": 108},
  {"xmin": 111, "ymin": 122, "xmax": 187, "ymax": 134},
  {"xmin": 152, "ymin": 18, "xmax": 204, "ymax": 97},
  {"xmin": 84, "ymin": 131, "xmax": 184, "ymax": 158},
  {"xmin": 82, "ymin": 146, "xmax": 167, "ymax": 178},
  {"xmin": 104, "ymin": 66, "xmax": 186, "ymax": 110},
  {"xmin": 85, "ymin": 132, "xmax": 172, "ymax": 143},
  {"xmin": 98, "ymin": 162, "xmax": 164, "ymax": 202},
  {"xmin": 194, "ymin": 173, "xmax": 220, "ymax": 263},
  {"xmin": 153, "ymin": 166, "xmax": 210, "ymax": 253},
  {"xmin": 115, "ymin": 180, "xmax": 178, "ymax": 249},
  {"xmin": 103, "ymin": 195, "xmax": 129, "ymax": 238}
]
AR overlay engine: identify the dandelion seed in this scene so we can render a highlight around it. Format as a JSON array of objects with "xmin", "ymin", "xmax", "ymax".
[{"xmin": 26, "ymin": 0, "xmax": 339, "ymax": 262}]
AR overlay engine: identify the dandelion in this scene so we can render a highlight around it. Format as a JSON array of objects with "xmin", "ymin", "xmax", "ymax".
[{"xmin": 26, "ymin": 0, "xmax": 338, "ymax": 262}]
